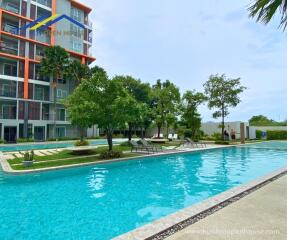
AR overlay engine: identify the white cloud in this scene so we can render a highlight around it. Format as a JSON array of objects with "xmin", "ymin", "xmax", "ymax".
[{"xmin": 81, "ymin": 0, "xmax": 287, "ymax": 122}]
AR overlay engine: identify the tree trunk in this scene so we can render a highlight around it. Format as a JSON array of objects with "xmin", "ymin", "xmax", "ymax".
[
  {"xmin": 221, "ymin": 107, "xmax": 225, "ymax": 140},
  {"xmin": 53, "ymin": 82, "xmax": 57, "ymax": 139},
  {"xmin": 80, "ymin": 127, "xmax": 85, "ymax": 141},
  {"xmin": 107, "ymin": 129, "xmax": 113, "ymax": 151},
  {"xmin": 128, "ymin": 123, "xmax": 132, "ymax": 141},
  {"xmin": 141, "ymin": 127, "xmax": 144, "ymax": 139},
  {"xmin": 157, "ymin": 124, "xmax": 161, "ymax": 138}
]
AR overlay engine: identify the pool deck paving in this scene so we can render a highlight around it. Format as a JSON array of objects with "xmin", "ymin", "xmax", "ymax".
[{"xmin": 167, "ymin": 174, "xmax": 287, "ymax": 240}]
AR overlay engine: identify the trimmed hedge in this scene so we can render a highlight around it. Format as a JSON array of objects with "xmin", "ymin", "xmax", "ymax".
[
  {"xmin": 267, "ymin": 130, "xmax": 287, "ymax": 140},
  {"xmin": 256, "ymin": 130, "xmax": 262, "ymax": 139},
  {"xmin": 214, "ymin": 140, "xmax": 230, "ymax": 145}
]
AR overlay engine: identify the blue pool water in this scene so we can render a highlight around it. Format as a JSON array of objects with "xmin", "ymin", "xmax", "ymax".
[
  {"xmin": 0, "ymin": 139, "xmax": 125, "ymax": 152},
  {"xmin": 0, "ymin": 142, "xmax": 287, "ymax": 239}
]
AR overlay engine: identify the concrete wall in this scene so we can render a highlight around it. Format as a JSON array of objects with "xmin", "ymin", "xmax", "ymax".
[
  {"xmin": 87, "ymin": 125, "xmax": 99, "ymax": 138},
  {"xmin": 201, "ymin": 122, "xmax": 249, "ymax": 140}
]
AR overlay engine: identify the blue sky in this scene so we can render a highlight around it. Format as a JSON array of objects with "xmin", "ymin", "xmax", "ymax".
[{"xmin": 82, "ymin": 0, "xmax": 287, "ymax": 122}]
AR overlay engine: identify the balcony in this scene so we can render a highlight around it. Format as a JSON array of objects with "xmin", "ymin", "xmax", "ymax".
[
  {"xmin": 0, "ymin": 100, "xmax": 17, "ymax": 119},
  {"xmin": 2, "ymin": 22, "xmax": 19, "ymax": 35},
  {"xmin": 0, "ymin": 62, "xmax": 18, "ymax": 77},
  {"xmin": 0, "ymin": 112, "xmax": 17, "ymax": 119},
  {"xmin": 0, "ymin": 79, "xmax": 17, "ymax": 98},
  {"xmin": 37, "ymin": 0, "xmax": 52, "ymax": 8},
  {"xmin": 0, "ymin": 38, "xmax": 18, "ymax": 55},
  {"xmin": 1, "ymin": 0, "xmax": 20, "ymax": 14}
]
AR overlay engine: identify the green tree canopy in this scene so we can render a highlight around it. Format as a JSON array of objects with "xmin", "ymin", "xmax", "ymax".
[
  {"xmin": 249, "ymin": 115, "xmax": 287, "ymax": 126},
  {"xmin": 204, "ymin": 74, "xmax": 246, "ymax": 140},
  {"xmin": 249, "ymin": 0, "xmax": 287, "ymax": 30},
  {"xmin": 151, "ymin": 80, "xmax": 181, "ymax": 138},
  {"xmin": 181, "ymin": 90, "xmax": 207, "ymax": 140},
  {"xmin": 67, "ymin": 60, "xmax": 91, "ymax": 83},
  {"xmin": 65, "ymin": 70, "xmax": 131, "ymax": 150},
  {"xmin": 113, "ymin": 75, "xmax": 152, "ymax": 140}
]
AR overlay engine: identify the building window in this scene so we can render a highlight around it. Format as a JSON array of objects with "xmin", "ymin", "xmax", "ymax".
[
  {"xmin": 4, "ymin": 63, "xmax": 17, "ymax": 77},
  {"xmin": 0, "ymin": 80, "xmax": 16, "ymax": 98},
  {"xmin": 1, "ymin": 104, "xmax": 16, "ymax": 119},
  {"xmin": 71, "ymin": 7, "xmax": 83, "ymax": 23},
  {"xmin": 71, "ymin": 24, "xmax": 83, "ymax": 38},
  {"xmin": 71, "ymin": 40, "xmax": 83, "ymax": 53},
  {"xmin": 56, "ymin": 126, "xmax": 66, "ymax": 138},
  {"xmin": 56, "ymin": 89, "xmax": 68, "ymax": 99},
  {"xmin": 56, "ymin": 108, "xmax": 66, "ymax": 121},
  {"xmin": 19, "ymin": 124, "xmax": 33, "ymax": 139}
]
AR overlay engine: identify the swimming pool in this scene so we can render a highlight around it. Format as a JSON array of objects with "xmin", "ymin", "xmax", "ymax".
[
  {"xmin": 0, "ymin": 142, "xmax": 287, "ymax": 239},
  {"xmin": 0, "ymin": 139, "xmax": 126, "ymax": 152}
]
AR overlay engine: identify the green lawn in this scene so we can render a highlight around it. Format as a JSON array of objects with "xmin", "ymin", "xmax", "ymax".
[
  {"xmin": 8, "ymin": 141, "xmax": 183, "ymax": 171},
  {"xmin": 8, "ymin": 145, "xmax": 134, "ymax": 170},
  {"xmin": 11, "ymin": 152, "xmax": 138, "ymax": 170}
]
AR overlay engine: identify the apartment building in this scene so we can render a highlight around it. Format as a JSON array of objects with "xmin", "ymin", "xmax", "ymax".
[{"xmin": 0, "ymin": 0, "xmax": 95, "ymax": 142}]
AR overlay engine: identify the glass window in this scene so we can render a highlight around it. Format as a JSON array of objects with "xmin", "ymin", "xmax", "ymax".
[
  {"xmin": 57, "ymin": 89, "xmax": 68, "ymax": 99},
  {"xmin": 56, "ymin": 126, "xmax": 66, "ymax": 138},
  {"xmin": 35, "ymin": 86, "xmax": 44, "ymax": 100},
  {"xmin": 0, "ymin": 80, "xmax": 16, "ymax": 98},
  {"xmin": 4, "ymin": 63, "xmax": 17, "ymax": 77}
]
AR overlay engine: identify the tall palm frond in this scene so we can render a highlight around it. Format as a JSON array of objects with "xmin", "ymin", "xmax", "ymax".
[{"xmin": 249, "ymin": 0, "xmax": 287, "ymax": 30}]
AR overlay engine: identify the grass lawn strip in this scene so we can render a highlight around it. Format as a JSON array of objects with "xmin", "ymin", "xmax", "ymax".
[{"xmin": 10, "ymin": 152, "xmax": 140, "ymax": 170}]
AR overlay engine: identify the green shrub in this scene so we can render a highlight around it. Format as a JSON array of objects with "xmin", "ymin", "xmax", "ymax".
[
  {"xmin": 113, "ymin": 134, "xmax": 124, "ymax": 138},
  {"xmin": 120, "ymin": 141, "xmax": 131, "ymax": 147},
  {"xmin": 214, "ymin": 140, "xmax": 230, "ymax": 145},
  {"xmin": 267, "ymin": 130, "xmax": 287, "ymax": 140},
  {"xmin": 183, "ymin": 129, "xmax": 193, "ymax": 138},
  {"xmin": 256, "ymin": 130, "xmax": 262, "ymax": 139},
  {"xmin": 0, "ymin": 139, "xmax": 4, "ymax": 144},
  {"xmin": 75, "ymin": 140, "xmax": 90, "ymax": 147},
  {"xmin": 17, "ymin": 138, "xmax": 34, "ymax": 143},
  {"xmin": 99, "ymin": 151, "xmax": 123, "ymax": 159},
  {"xmin": 212, "ymin": 133, "xmax": 222, "ymax": 140},
  {"xmin": 23, "ymin": 151, "xmax": 34, "ymax": 161}
]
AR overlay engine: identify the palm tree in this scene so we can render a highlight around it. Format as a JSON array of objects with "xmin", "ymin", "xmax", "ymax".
[
  {"xmin": 40, "ymin": 46, "xmax": 70, "ymax": 138},
  {"xmin": 68, "ymin": 60, "xmax": 91, "ymax": 84},
  {"xmin": 249, "ymin": 0, "xmax": 287, "ymax": 30}
]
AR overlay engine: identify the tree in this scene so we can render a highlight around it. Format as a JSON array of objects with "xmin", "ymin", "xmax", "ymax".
[
  {"xmin": 249, "ymin": 115, "xmax": 287, "ymax": 126},
  {"xmin": 182, "ymin": 90, "xmax": 207, "ymax": 140},
  {"xmin": 204, "ymin": 74, "xmax": 246, "ymax": 140},
  {"xmin": 65, "ymin": 70, "xmax": 131, "ymax": 151},
  {"xmin": 249, "ymin": 115, "xmax": 273, "ymax": 126},
  {"xmin": 40, "ymin": 46, "xmax": 70, "ymax": 138},
  {"xmin": 114, "ymin": 75, "xmax": 152, "ymax": 140},
  {"xmin": 151, "ymin": 80, "xmax": 181, "ymax": 138},
  {"xmin": 67, "ymin": 60, "xmax": 91, "ymax": 83},
  {"xmin": 249, "ymin": 0, "xmax": 287, "ymax": 30}
]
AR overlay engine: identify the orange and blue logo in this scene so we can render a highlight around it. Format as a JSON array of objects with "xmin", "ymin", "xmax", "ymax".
[{"xmin": 19, "ymin": 14, "xmax": 85, "ymax": 32}]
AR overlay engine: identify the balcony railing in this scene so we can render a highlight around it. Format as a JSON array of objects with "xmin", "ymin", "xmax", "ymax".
[
  {"xmin": 42, "ymin": 114, "xmax": 70, "ymax": 122},
  {"xmin": 3, "ymin": 24, "xmax": 19, "ymax": 35},
  {"xmin": 1, "ymin": 2, "xmax": 20, "ymax": 14},
  {"xmin": 0, "ymin": 90, "xmax": 17, "ymax": 98},
  {"xmin": 37, "ymin": 0, "xmax": 52, "ymax": 8},
  {"xmin": 0, "ymin": 42, "xmax": 18, "ymax": 55},
  {"xmin": 0, "ymin": 113, "xmax": 17, "ymax": 119}
]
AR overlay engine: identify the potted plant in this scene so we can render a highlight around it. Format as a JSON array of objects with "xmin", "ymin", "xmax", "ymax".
[{"xmin": 22, "ymin": 151, "xmax": 34, "ymax": 167}]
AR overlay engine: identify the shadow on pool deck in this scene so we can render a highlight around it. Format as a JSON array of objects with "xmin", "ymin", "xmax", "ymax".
[{"xmin": 167, "ymin": 174, "xmax": 287, "ymax": 240}]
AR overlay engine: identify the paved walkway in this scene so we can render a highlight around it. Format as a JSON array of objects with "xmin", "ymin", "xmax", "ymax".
[{"xmin": 168, "ymin": 174, "xmax": 287, "ymax": 240}]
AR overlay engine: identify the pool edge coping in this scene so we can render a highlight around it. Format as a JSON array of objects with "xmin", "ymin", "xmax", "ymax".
[
  {"xmin": 112, "ymin": 166, "xmax": 287, "ymax": 240},
  {"xmin": 0, "ymin": 145, "xmax": 232, "ymax": 175}
]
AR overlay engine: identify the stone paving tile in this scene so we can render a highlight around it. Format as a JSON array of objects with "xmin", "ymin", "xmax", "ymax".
[{"xmin": 14, "ymin": 153, "xmax": 23, "ymax": 158}]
